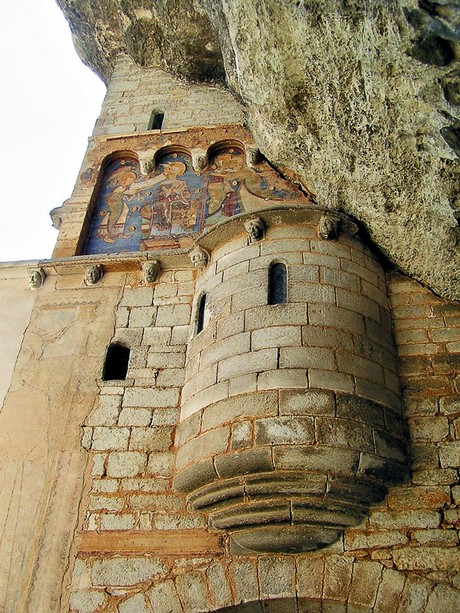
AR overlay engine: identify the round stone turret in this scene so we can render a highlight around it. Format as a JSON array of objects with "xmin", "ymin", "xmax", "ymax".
[{"xmin": 173, "ymin": 209, "xmax": 408, "ymax": 553}]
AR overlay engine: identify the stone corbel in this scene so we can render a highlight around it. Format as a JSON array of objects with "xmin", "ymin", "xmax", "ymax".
[
  {"xmin": 192, "ymin": 151, "xmax": 208, "ymax": 173},
  {"xmin": 246, "ymin": 147, "xmax": 261, "ymax": 168},
  {"xmin": 84, "ymin": 264, "xmax": 104, "ymax": 286},
  {"xmin": 244, "ymin": 217, "xmax": 265, "ymax": 243},
  {"xmin": 28, "ymin": 267, "xmax": 45, "ymax": 290},
  {"xmin": 49, "ymin": 206, "xmax": 64, "ymax": 230},
  {"xmin": 138, "ymin": 150, "xmax": 157, "ymax": 176},
  {"xmin": 318, "ymin": 214, "xmax": 339, "ymax": 240},
  {"xmin": 142, "ymin": 259, "xmax": 161, "ymax": 284},
  {"xmin": 189, "ymin": 246, "xmax": 210, "ymax": 269}
]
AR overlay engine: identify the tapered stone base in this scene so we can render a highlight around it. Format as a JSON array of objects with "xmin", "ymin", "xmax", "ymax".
[
  {"xmin": 179, "ymin": 469, "xmax": 390, "ymax": 552},
  {"xmin": 229, "ymin": 525, "xmax": 340, "ymax": 554}
]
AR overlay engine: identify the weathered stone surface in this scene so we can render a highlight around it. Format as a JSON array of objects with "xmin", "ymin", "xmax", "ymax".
[
  {"xmin": 374, "ymin": 567, "xmax": 406, "ymax": 612},
  {"xmin": 147, "ymin": 580, "xmax": 183, "ymax": 613},
  {"xmin": 258, "ymin": 556, "xmax": 296, "ymax": 599},
  {"xmin": 69, "ymin": 590, "xmax": 107, "ymax": 613},
  {"xmin": 175, "ymin": 571, "xmax": 209, "ymax": 612},
  {"xmin": 118, "ymin": 593, "xmax": 150, "ymax": 613},
  {"xmin": 348, "ymin": 560, "xmax": 382, "ymax": 608},
  {"xmin": 206, "ymin": 561, "xmax": 233, "ymax": 609},
  {"xmin": 92, "ymin": 557, "xmax": 167, "ymax": 586},
  {"xmin": 58, "ymin": 0, "xmax": 460, "ymax": 300},
  {"xmin": 425, "ymin": 584, "xmax": 460, "ymax": 613},
  {"xmin": 323, "ymin": 555, "xmax": 353, "ymax": 601},
  {"xmin": 392, "ymin": 546, "xmax": 460, "ymax": 571},
  {"xmin": 229, "ymin": 559, "xmax": 259, "ymax": 604},
  {"xmin": 106, "ymin": 451, "xmax": 147, "ymax": 477}
]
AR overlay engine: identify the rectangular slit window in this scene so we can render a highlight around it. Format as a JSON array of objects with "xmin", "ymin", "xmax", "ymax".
[
  {"xmin": 149, "ymin": 112, "xmax": 164, "ymax": 130},
  {"xmin": 196, "ymin": 293, "xmax": 206, "ymax": 334},
  {"xmin": 268, "ymin": 263, "xmax": 287, "ymax": 305}
]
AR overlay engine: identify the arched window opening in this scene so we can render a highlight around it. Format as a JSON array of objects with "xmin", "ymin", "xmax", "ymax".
[
  {"xmin": 149, "ymin": 110, "xmax": 165, "ymax": 130},
  {"xmin": 103, "ymin": 343, "xmax": 130, "ymax": 381},
  {"xmin": 196, "ymin": 293, "xmax": 207, "ymax": 335},
  {"xmin": 268, "ymin": 263, "xmax": 287, "ymax": 305}
]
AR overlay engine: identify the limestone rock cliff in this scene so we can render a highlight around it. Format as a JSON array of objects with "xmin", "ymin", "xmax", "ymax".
[{"xmin": 58, "ymin": 0, "xmax": 460, "ymax": 300}]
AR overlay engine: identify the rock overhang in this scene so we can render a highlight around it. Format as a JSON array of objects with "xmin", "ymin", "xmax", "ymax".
[{"xmin": 57, "ymin": 0, "xmax": 460, "ymax": 300}]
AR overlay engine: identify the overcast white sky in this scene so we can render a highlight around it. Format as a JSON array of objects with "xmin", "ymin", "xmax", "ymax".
[{"xmin": 0, "ymin": 0, "xmax": 106, "ymax": 262}]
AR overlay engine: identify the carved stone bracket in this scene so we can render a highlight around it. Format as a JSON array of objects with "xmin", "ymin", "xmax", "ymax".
[
  {"xmin": 49, "ymin": 206, "xmax": 64, "ymax": 230},
  {"xmin": 28, "ymin": 267, "xmax": 45, "ymax": 290},
  {"xmin": 189, "ymin": 246, "xmax": 210, "ymax": 269},
  {"xmin": 318, "ymin": 214, "xmax": 339, "ymax": 240},
  {"xmin": 246, "ymin": 147, "xmax": 260, "ymax": 168},
  {"xmin": 84, "ymin": 264, "xmax": 104, "ymax": 285},
  {"xmin": 244, "ymin": 217, "xmax": 265, "ymax": 243},
  {"xmin": 142, "ymin": 259, "xmax": 161, "ymax": 283},
  {"xmin": 192, "ymin": 151, "xmax": 208, "ymax": 173},
  {"xmin": 139, "ymin": 150, "xmax": 157, "ymax": 176}
]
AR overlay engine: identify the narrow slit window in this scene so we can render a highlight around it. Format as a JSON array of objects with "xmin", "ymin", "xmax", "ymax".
[
  {"xmin": 268, "ymin": 263, "xmax": 287, "ymax": 305},
  {"xmin": 149, "ymin": 111, "xmax": 164, "ymax": 130},
  {"xmin": 103, "ymin": 343, "xmax": 130, "ymax": 380},
  {"xmin": 196, "ymin": 293, "xmax": 207, "ymax": 334}
]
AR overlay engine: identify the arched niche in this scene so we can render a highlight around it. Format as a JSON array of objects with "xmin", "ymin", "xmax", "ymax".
[
  {"xmin": 203, "ymin": 141, "xmax": 308, "ymax": 227},
  {"xmin": 83, "ymin": 152, "xmax": 141, "ymax": 254}
]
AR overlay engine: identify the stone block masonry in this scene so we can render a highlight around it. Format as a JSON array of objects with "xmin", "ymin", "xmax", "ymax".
[
  {"xmin": 80, "ymin": 270, "xmax": 196, "ymax": 530},
  {"xmin": 180, "ymin": 222, "xmax": 400, "ymax": 422},
  {"xmin": 93, "ymin": 55, "xmax": 244, "ymax": 137},
  {"xmin": 2, "ymin": 30, "xmax": 459, "ymax": 609},
  {"xmin": 172, "ymin": 216, "xmax": 411, "ymax": 554},
  {"xmin": 64, "ymin": 257, "xmax": 460, "ymax": 611}
]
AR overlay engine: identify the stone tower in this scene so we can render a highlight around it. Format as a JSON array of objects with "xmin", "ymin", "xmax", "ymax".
[{"xmin": 1, "ymin": 8, "xmax": 460, "ymax": 613}]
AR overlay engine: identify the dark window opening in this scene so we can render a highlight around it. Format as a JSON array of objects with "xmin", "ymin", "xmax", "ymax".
[
  {"xmin": 149, "ymin": 111, "xmax": 164, "ymax": 130},
  {"xmin": 103, "ymin": 343, "xmax": 130, "ymax": 380},
  {"xmin": 197, "ymin": 293, "xmax": 207, "ymax": 334},
  {"xmin": 268, "ymin": 263, "xmax": 287, "ymax": 305}
]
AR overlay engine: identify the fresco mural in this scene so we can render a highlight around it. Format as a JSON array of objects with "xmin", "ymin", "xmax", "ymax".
[{"xmin": 84, "ymin": 148, "xmax": 307, "ymax": 254}]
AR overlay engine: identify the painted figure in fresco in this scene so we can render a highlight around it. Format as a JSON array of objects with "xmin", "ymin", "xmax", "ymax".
[
  {"xmin": 205, "ymin": 150, "xmax": 246, "ymax": 225},
  {"xmin": 140, "ymin": 161, "xmax": 192, "ymax": 237},
  {"xmin": 203, "ymin": 148, "xmax": 303, "ymax": 227},
  {"xmin": 97, "ymin": 169, "xmax": 137, "ymax": 243},
  {"xmin": 85, "ymin": 147, "xmax": 311, "ymax": 255}
]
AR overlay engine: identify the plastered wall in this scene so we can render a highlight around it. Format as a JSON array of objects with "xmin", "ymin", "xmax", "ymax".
[{"xmin": 0, "ymin": 266, "xmax": 124, "ymax": 612}]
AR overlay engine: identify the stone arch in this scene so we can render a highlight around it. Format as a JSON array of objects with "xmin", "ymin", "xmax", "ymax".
[
  {"xmin": 83, "ymin": 151, "xmax": 141, "ymax": 254},
  {"xmin": 206, "ymin": 139, "xmax": 246, "ymax": 161},
  {"xmin": 153, "ymin": 144, "xmax": 192, "ymax": 170}
]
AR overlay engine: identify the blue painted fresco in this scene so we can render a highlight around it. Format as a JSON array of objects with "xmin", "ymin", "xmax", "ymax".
[{"xmin": 85, "ymin": 148, "xmax": 305, "ymax": 254}]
